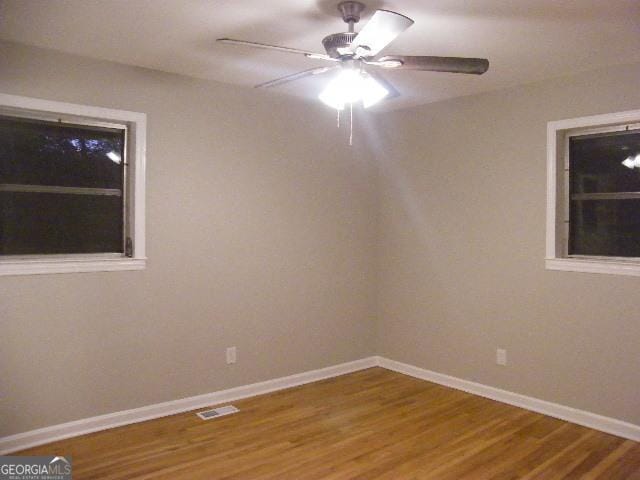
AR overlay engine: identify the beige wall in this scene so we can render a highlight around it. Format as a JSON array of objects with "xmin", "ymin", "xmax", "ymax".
[
  {"xmin": 0, "ymin": 41, "xmax": 376, "ymax": 437},
  {"xmin": 374, "ymin": 62, "xmax": 640, "ymax": 425}
]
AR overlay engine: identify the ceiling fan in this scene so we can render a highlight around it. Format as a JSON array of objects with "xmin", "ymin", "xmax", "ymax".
[{"xmin": 217, "ymin": 1, "xmax": 490, "ymax": 111}]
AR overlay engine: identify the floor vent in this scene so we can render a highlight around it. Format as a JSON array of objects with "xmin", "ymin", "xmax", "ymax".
[{"xmin": 197, "ymin": 405, "xmax": 239, "ymax": 420}]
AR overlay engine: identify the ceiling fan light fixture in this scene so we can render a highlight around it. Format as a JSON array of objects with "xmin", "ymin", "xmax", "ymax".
[
  {"xmin": 361, "ymin": 73, "xmax": 389, "ymax": 108},
  {"xmin": 319, "ymin": 69, "xmax": 356, "ymax": 110},
  {"xmin": 318, "ymin": 69, "xmax": 388, "ymax": 110},
  {"xmin": 219, "ymin": 3, "xmax": 490, "ymax": 118}
]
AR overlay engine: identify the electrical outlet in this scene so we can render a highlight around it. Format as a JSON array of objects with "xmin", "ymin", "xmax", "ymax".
[
  {"xmin": 496, "ymin": 348, "xmax": 507, "ymax": 366},
  {"xmin": 226, "ymin": 346, "xmax": 237, "ymax": 364}
]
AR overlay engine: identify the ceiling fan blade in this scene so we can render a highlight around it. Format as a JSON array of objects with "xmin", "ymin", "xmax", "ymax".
[
  {"xmin": 217, "ymin": 38, "xmax": 336, "ymax": 61},
  {"xmin": 255, "ymin": 66, "xmax": 336, "ymax": 89},
  {"xmin": 349, "ymin": 10, "xmax": 414, "ymax": 57},
  {"xmin": 376, "ymin": 55, "xmax": 490, "ymax": 74}
]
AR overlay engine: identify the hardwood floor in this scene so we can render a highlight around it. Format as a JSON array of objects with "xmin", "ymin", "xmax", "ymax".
[{"xmin": 17, "ymin": 368, "xmax": 640, "ymax": 479}]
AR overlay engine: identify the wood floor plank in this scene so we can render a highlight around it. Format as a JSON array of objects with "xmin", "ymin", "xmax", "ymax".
[{"xmin": 14, "ymin": 368, "xmax": 640, "ymax": 479}]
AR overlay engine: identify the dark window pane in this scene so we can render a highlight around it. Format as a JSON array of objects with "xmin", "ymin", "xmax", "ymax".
[
  {"xmin": 0, "ymin": 192, "xmax": 123, "ymax": 255},
  {"xmin": 569, "ymin": 130, "xmax": 640, "ymax": 194},
  {"xmin": 0, "ymin": 116, "xmax": 125, "ymax": 189},
  {"xmin": 0, "ymin": 115, "xmax": 125, "ymax": 256},
  {"xmin": 569, "ymin": 199, "xmax": 640, "ymax": 257}
]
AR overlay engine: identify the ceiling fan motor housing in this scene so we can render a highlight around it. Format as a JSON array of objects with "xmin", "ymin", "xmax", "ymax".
[
  {"xmin": 322, "ymin": 32, "xmax": 357, "ymax": 59},
  {"xmin": 338, "ymin": 1, "xmax": 366, "ymax": 24}
]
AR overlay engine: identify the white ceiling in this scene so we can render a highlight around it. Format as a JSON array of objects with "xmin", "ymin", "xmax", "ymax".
[{"xmin": 1, "ymin": 0, "xmax": 639, "ymax": 111}]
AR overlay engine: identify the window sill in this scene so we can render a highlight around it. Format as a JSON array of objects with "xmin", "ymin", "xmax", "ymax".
[
  {"xmin": 0, "ymin": 257, "xmax": 146, "ymax": 276},
  {"xmin": 545, "ymin": 257, "xmax": 640, "ymax": 277}
]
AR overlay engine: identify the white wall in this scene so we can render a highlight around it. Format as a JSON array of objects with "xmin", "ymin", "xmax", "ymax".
[
  {"xmin": 374, "ymin": 62, "xmax": 640, "ymax": 425},
  {"xmin": 0, "ymin": 41, "xmax": 376, "ymax": 436},
  {"xmin": 2, "ymin": 38, "xmax": 639, "ymax": 439}
]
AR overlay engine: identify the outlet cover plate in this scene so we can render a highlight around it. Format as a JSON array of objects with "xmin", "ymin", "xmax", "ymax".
[{"xmin": 496, "ymin": 348, "xmax": 507, "ymax": 366}]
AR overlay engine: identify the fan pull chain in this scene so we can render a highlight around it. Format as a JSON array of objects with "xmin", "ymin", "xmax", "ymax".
[
  {"xmin": 349, "ymin": 102, "xmax": 354, "ymax": 146},
  {"xmin": 332, "ymin": 105, "xmax": 353, "ymax": 146}
]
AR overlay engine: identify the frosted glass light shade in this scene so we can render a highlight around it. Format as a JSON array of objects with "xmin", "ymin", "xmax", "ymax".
[{"xmin": 319, "ymin": 69, "xmax": 389, "ymax": 110}]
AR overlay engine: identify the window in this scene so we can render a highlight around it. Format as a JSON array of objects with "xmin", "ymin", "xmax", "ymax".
[
  {"xmin": 546, "ymin": 109, "xmax": 640, "ymax": 276},
  {"xmin": 0, "ymin": 94, "xmax": 146, "ymax": 275}
]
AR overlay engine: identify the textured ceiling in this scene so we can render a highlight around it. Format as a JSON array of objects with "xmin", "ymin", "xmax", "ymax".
[{"xmin": 1, "ymin": 0, "xmax": 639, "ymax": 111}]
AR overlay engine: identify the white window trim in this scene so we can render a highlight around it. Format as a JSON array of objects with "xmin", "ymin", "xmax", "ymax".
[
  {"xmin": 0, "ymin": 93, "xmax": 146, "ymax": 276},
  {"xmin": 546, "ymin": 109, "xmax": 640, "ymax": 276}
]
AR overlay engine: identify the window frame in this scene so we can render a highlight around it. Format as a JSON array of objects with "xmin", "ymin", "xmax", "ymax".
[
  {"xmin": 546, "ymin": 109, "xmax": 640, "ymax": 276},
  {"xmin": 0, "ymin": 93, "xmax": 146, "ymax": 276}
]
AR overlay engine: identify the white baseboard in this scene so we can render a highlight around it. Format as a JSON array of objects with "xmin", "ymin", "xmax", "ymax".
[
  {"xmin": 0, "ymin": 357, "xmax": 377, "ymax": 454},
  {"xmin": 375, "ymin": 356, "xmax": 640, "ymax": 442},
  {"xmin": 3, "ymin": 355, "xmax": 638, "ymax": 454}
]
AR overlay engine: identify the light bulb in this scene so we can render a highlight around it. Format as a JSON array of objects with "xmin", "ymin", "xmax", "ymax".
[{"xmin": 319, "ymin": 69, "xmax": 389, "ymax": 110}]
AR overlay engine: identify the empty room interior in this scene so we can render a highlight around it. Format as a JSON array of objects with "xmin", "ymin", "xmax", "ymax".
[{"xmin": 1, "ymin": 0, "xmax": 640, "ymax": 478}]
